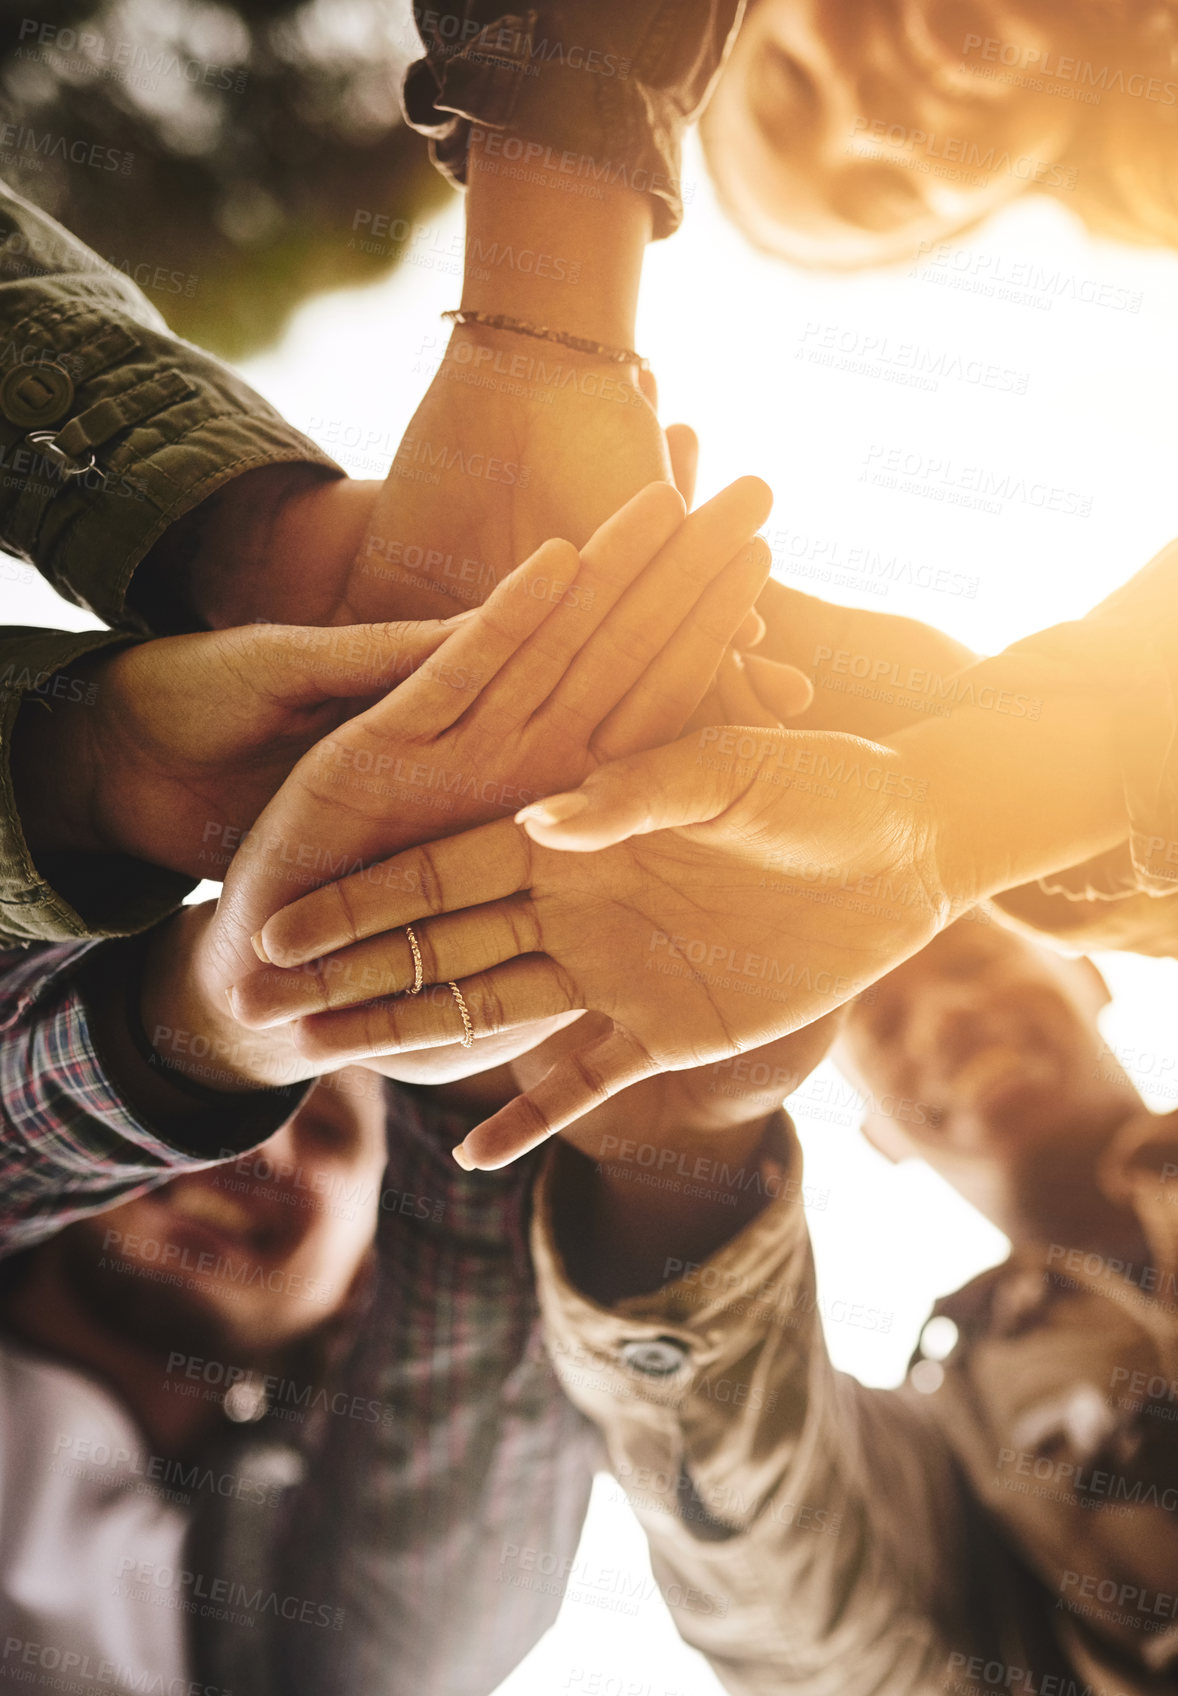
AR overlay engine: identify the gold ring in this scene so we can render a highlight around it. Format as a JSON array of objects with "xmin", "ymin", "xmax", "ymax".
[
  {"xmin": 449, "ymin": 981, "xmax": 474, "ymax": 1048},
  {"xmin": 405, "ymin": 925, "xmax": 424, "ymax": 995}
]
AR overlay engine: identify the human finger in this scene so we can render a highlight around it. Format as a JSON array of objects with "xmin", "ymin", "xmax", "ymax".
[
  {"xmin": 232, "ymin": 895, "xmax": 542, "ymax": 1027},
  {"xmin": 250, "ymin": 816, "xmax": 532, "ymax": 970},
  {"xmin": 742, "ymin": 651, "xmax": 815, "ymax": 718},
  {"xmin": 665, "ymin": 423, "xmax": 698, "ymax": 508},
  {"xmin": 363, "ymin": 538, "xmax": 579, "ymax": 731},
  {"xmin": 547, "ymin": 476, "xmax": 772, "ymax": 731},
  {"xmin": 514, "ymin": 732, "xmax": 765, "ymax": 852},
  {"xmin": 469, "ymin": 482, "xmax": 687, "ymax": 733},
  {"xmin": 453, "ymin": 1024, "xmax": 660, "ymax": 1169},
  {"xmin": 592, "ymin": 537, "xmax": 771, "ymax": 758},
  {"xmin": 245, "ymin": 616, "xmax": 475, "ymax": 707},
  {"xmin": 291, "ymin": 955, "xmax": 580, "ymax": 1069}
]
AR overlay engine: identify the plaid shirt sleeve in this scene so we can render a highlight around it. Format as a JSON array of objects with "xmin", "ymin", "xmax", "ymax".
[{"xmin": 0, "ymin": 939, "xmax": 305, "ymax": 1257}]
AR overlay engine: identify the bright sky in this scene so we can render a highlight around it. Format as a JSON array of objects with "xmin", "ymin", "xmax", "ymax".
[{"xmin": 8, "ymin": 123, "xmax": 1178, "ymax": 1696}]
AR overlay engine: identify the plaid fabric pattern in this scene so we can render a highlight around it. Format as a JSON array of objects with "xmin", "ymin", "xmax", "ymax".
[
  {"xmin": 0, "ymin": 940, "xmax": 600, "ymax": 1694},
  {"xmin": 0, "ymin": 942, "xmax": 218, "ymax": 1253},
  {"xmin": 266, "ymin": 1081, "xmax": 602, "ymax": 1696},
  {"xmin": 0, "ymin": 941, "xmax": 302, "ymax": 1256}
]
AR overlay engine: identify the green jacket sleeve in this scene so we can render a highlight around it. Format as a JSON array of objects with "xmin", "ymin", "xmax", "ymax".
[
  {"xmin": 0, "ymin": 177, "xmax": 344, "ymax": 941},
  {"xmin": 0, "ymin": 177, "xmax": 343, "ymax": 632}
]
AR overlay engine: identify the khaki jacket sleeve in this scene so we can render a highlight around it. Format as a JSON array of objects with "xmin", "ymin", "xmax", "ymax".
[
  {"xmin": 531, "ymin": 1117, "xmax": 974, "ymax": 1696},
  {"xmin": 0, "ymin": 176, "xmax": 342, "ymax": 632},
  {"xmin": 404, "ymin": 1, "xmax": 744, "ymax": 238}
]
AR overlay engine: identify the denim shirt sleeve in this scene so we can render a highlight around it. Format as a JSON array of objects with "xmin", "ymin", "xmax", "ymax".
[{"xmin": 403, "ymin": 2, "xmax": 745, "ymax": 237}]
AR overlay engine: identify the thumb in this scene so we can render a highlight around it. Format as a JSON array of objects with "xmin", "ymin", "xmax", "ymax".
[
  {"xmin": 740, "ymin": 650, "xmax": 815, "ymax": 719},
  {"xmin": 514, "ymin": 731, "xmax": 751, "ymax": 851}
]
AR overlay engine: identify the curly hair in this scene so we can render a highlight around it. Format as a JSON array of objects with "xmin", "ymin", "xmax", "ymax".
[
  {"xmin": 1040, "ymin": 2, "xmax": 1178, "ymax": 245},
  {"xmin": 705, "ymin": 0, "xmax": 1178, "ymax": 257}
]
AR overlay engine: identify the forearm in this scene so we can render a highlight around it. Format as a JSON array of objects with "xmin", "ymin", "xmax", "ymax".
[
  {"xmin": 461, "ymin": 130, "xmax": 652, "ymax": 346},
  {"xmin": 131, "ymin": 467, "xmax": 381, "ymax": 632},
  {"xmin": 0, "ymin": 936, "xmax": 304, "ymax": 1256},
  {"xmin": 1, "ymin": 631, "xmax": 194, "ymax": 943},
  {"xmin": 892, "ymin": 646, "xmax": 1126, "ymax": 912},
  {"xmin": 553, "ymin": 1113, "xmax": 775, "ymax": 1307}
]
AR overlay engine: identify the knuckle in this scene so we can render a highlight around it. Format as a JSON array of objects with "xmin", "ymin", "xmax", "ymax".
[
  {"xmin": 332, "ymin": 879, "xmax": 361, "ymax": 948},
  {"xmin": 414, "ymin": 845, "xmax": 446, "ymax": 916},
  {"xmin": 467, "ymin": 976, "xmax": 508, "ymax": 1035},
  {"xmin": 505, "ymin": 901, "xmax": 542, "ymax": 957}
]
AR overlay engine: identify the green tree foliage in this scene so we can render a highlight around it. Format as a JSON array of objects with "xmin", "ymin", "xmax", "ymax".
[{"xmin": 0, "ymin": 0, "xmax": 450, "ymax": 356}]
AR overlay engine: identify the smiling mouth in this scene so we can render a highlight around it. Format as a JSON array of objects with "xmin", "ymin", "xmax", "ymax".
[
  {"xmin": 947, "ymin": 1043, "xmax": 1059, "ymax": 1104},
  {"xmin": 162, "ymin": 1186, "xmax": 265, "ymax": 1251}
]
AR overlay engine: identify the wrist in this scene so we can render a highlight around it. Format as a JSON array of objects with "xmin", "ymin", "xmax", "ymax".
[
  {"xmin": 556, "ymin": 1115, "xmax": 776, "ymax": 1305},
  {"xmin": 134, "ymin": 467, "xmax": 380, "ymax": 631},
  {"xmin": 141, "ymin": 904, "xmax": 300, "ymax": 1095},
  {"xmin": 9, "ymin": 650, "xmax": 113, "ymax": 861},
  {"xmin": 463, "ymin": 132, "xmax": 651, "ymax": 348},
  {"xmin": 886, "ymin": 656, "xmax": 1126, "ymax": 910}
]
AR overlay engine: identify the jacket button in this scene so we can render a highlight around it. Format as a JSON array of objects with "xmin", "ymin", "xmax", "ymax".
[
  {"xmin": 1, "ymin": 361, "xmax": 76, "ymax": 428},
  {"xmin": 620, "ymin": 1337, "xmax": 689, "ymax": 1378}
]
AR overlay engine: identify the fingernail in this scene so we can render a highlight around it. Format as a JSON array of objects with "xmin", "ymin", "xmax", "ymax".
[
  {"xmin": 515, "ymin": 792, "xmax": 589, "ymax": 829},
  {"xmin": 251, "ymin": 931, "xmax": 271, "ymax": 964},
  {"xmin": 225, "ymin": 987, "xmax": 241, "ymax": 1017},
  {"xmin": 451, "ymin": 1142, "xmax": 475, "ymax": 1171}
]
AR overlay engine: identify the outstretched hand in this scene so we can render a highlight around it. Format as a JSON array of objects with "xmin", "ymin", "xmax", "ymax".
[
  {"xmin": 213, "ymin": 477, "xmax": 777, "ymax": 1008},
  {"xmin": 11, "ymin": 619, "xmax": 461, "ymax": 880},
  {"xmin": 233, "ymin": 724, "xmax": 955, "ymax": 1165},
  {"xmin": 325, "ymin": 332, "xmax": 677, "ymax": 627}
]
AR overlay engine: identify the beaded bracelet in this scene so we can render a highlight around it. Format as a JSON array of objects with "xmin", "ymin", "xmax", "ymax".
[{"xmin": 443, "ymin": 308, "xmax": 649, "ymax": 370}]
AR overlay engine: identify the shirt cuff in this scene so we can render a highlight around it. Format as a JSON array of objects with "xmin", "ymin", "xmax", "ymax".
[
  {"xmin": 0, "ymin": 940, "xmax": 309, "ymax": 1257},
  {"xmin": 0, "ymin": 289, "xmax": 342, "ymax": 632},
  {"xmin": 0, "ymin": 628, "xmax": 196, "ymax": 944},
  {"xmin": 403, "ymin": 3, "xmax": 742, "ymax": 239},
  {"xmin": 531, "ymin": 1111, "xmax": 818, "ymax": 1531}
]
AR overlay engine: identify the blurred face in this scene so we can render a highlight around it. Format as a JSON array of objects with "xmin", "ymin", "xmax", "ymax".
[
  {"xmin": 840, "ymin": 920, "xmax": 1136, "ymax": 1159},
  {"xmin": 701, "ymin": 0, "xmax": 1073, "ymax": 267},
  {"xmin": 61, "ymin": 1069, "xmax": 387, "ymax": 1358}
]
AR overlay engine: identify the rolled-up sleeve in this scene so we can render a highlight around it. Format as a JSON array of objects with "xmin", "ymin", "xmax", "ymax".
[
  {"xmin": 403, "ymin": 2, "xmax": 744, "ymax": 238},
  {"xmin": 531, "ymin": 1116, "xmax": 972, "ymax": 1693},
  {"xmin": 0, "ymin": 179, "xmax": 343, "ymax": 633}
]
